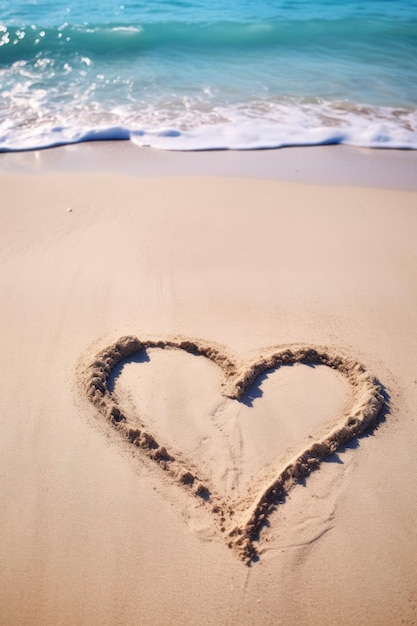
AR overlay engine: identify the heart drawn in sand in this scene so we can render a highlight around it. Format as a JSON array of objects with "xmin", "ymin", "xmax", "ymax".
[{"xmin": 82, "ymin": 336, "xmax": 384, "ymax": 563}]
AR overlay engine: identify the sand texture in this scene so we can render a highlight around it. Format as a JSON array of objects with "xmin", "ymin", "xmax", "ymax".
[
  {"xmin": 82, "ymin": 336, "xmax": 384, "ymax": 563},
  {"xmin": 1, "ymin": 161, "xmax": 417, "ymax": 625}
]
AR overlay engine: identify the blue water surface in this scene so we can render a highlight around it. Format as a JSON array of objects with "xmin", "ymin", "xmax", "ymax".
[{"xmin": 1, "ymin": 0, "xmax": 416, "ymax": 150}]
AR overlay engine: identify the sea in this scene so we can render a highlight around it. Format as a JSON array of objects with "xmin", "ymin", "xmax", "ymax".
[{"xmin": 1, "ymin": 0, "xmax": 416, "ymax": 151}]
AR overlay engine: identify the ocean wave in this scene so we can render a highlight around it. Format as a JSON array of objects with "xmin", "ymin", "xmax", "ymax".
[
  {"xmin": 1, "ymin": 100, "xmax": 416, "ymax": 152},
  {"xmin": 1, "ymin": 18, "xmax": 416, "ymax": 64},
  {"xmin": 2, "ymin": 5, "xmax": 416, "ymax": 154}
]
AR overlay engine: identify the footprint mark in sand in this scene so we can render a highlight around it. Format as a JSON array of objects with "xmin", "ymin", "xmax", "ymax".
[
  {"xmin": 81, "ymin": 336, "xmax": 385, "ymax": 564},
  {"xmin": 210, "ymin": 400, "xmax": 243, "ymax": 493}
]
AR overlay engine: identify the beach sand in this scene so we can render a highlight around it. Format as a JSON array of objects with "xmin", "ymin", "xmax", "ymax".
[{"xmin": 1, "ymin": 145, "xmax": 416, "ymax": 625}]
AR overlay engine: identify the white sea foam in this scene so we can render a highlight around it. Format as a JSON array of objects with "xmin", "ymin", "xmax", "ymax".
[
  {"xmin": 130, "ymin": 118, "xmax": 417, "ymax": 151},
  {"xmin": 1, "ymin": 98, "xmax": 416, "ymax": 152},
  {"xmin": 112, "ymin": 26, "xmax": 142, "ymax": 33}
]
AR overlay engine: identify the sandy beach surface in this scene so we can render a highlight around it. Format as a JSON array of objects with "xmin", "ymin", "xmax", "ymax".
[{"xmin": 1, "ymin": 145, "xmax": 416, "ymax": 625}]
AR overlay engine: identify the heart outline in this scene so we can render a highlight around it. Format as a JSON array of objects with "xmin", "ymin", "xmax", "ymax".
[{"xmin": 82, "ymin": 336, "xmax": 384, "ymax": 563}]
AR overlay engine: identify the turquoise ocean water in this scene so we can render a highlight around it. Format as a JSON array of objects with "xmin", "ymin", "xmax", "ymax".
[{"xmin": 1, "ymin": 0, "xmax": 416, "ymax": 151}]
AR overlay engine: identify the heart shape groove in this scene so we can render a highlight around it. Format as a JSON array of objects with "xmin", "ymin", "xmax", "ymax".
[{"xmin": 83, "ymin": 336, "xmax": 384, "ymax": 563}]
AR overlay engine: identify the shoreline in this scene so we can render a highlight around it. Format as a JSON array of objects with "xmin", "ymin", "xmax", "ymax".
[{"xmin": 2, "ymin": 141, "xmax": 417, "ymax": 189}]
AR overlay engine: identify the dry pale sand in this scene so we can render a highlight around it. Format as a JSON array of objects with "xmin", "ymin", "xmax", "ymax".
[{"xmin": 1, "ymin": 147, "xmax": 417, "ymax": 625}]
